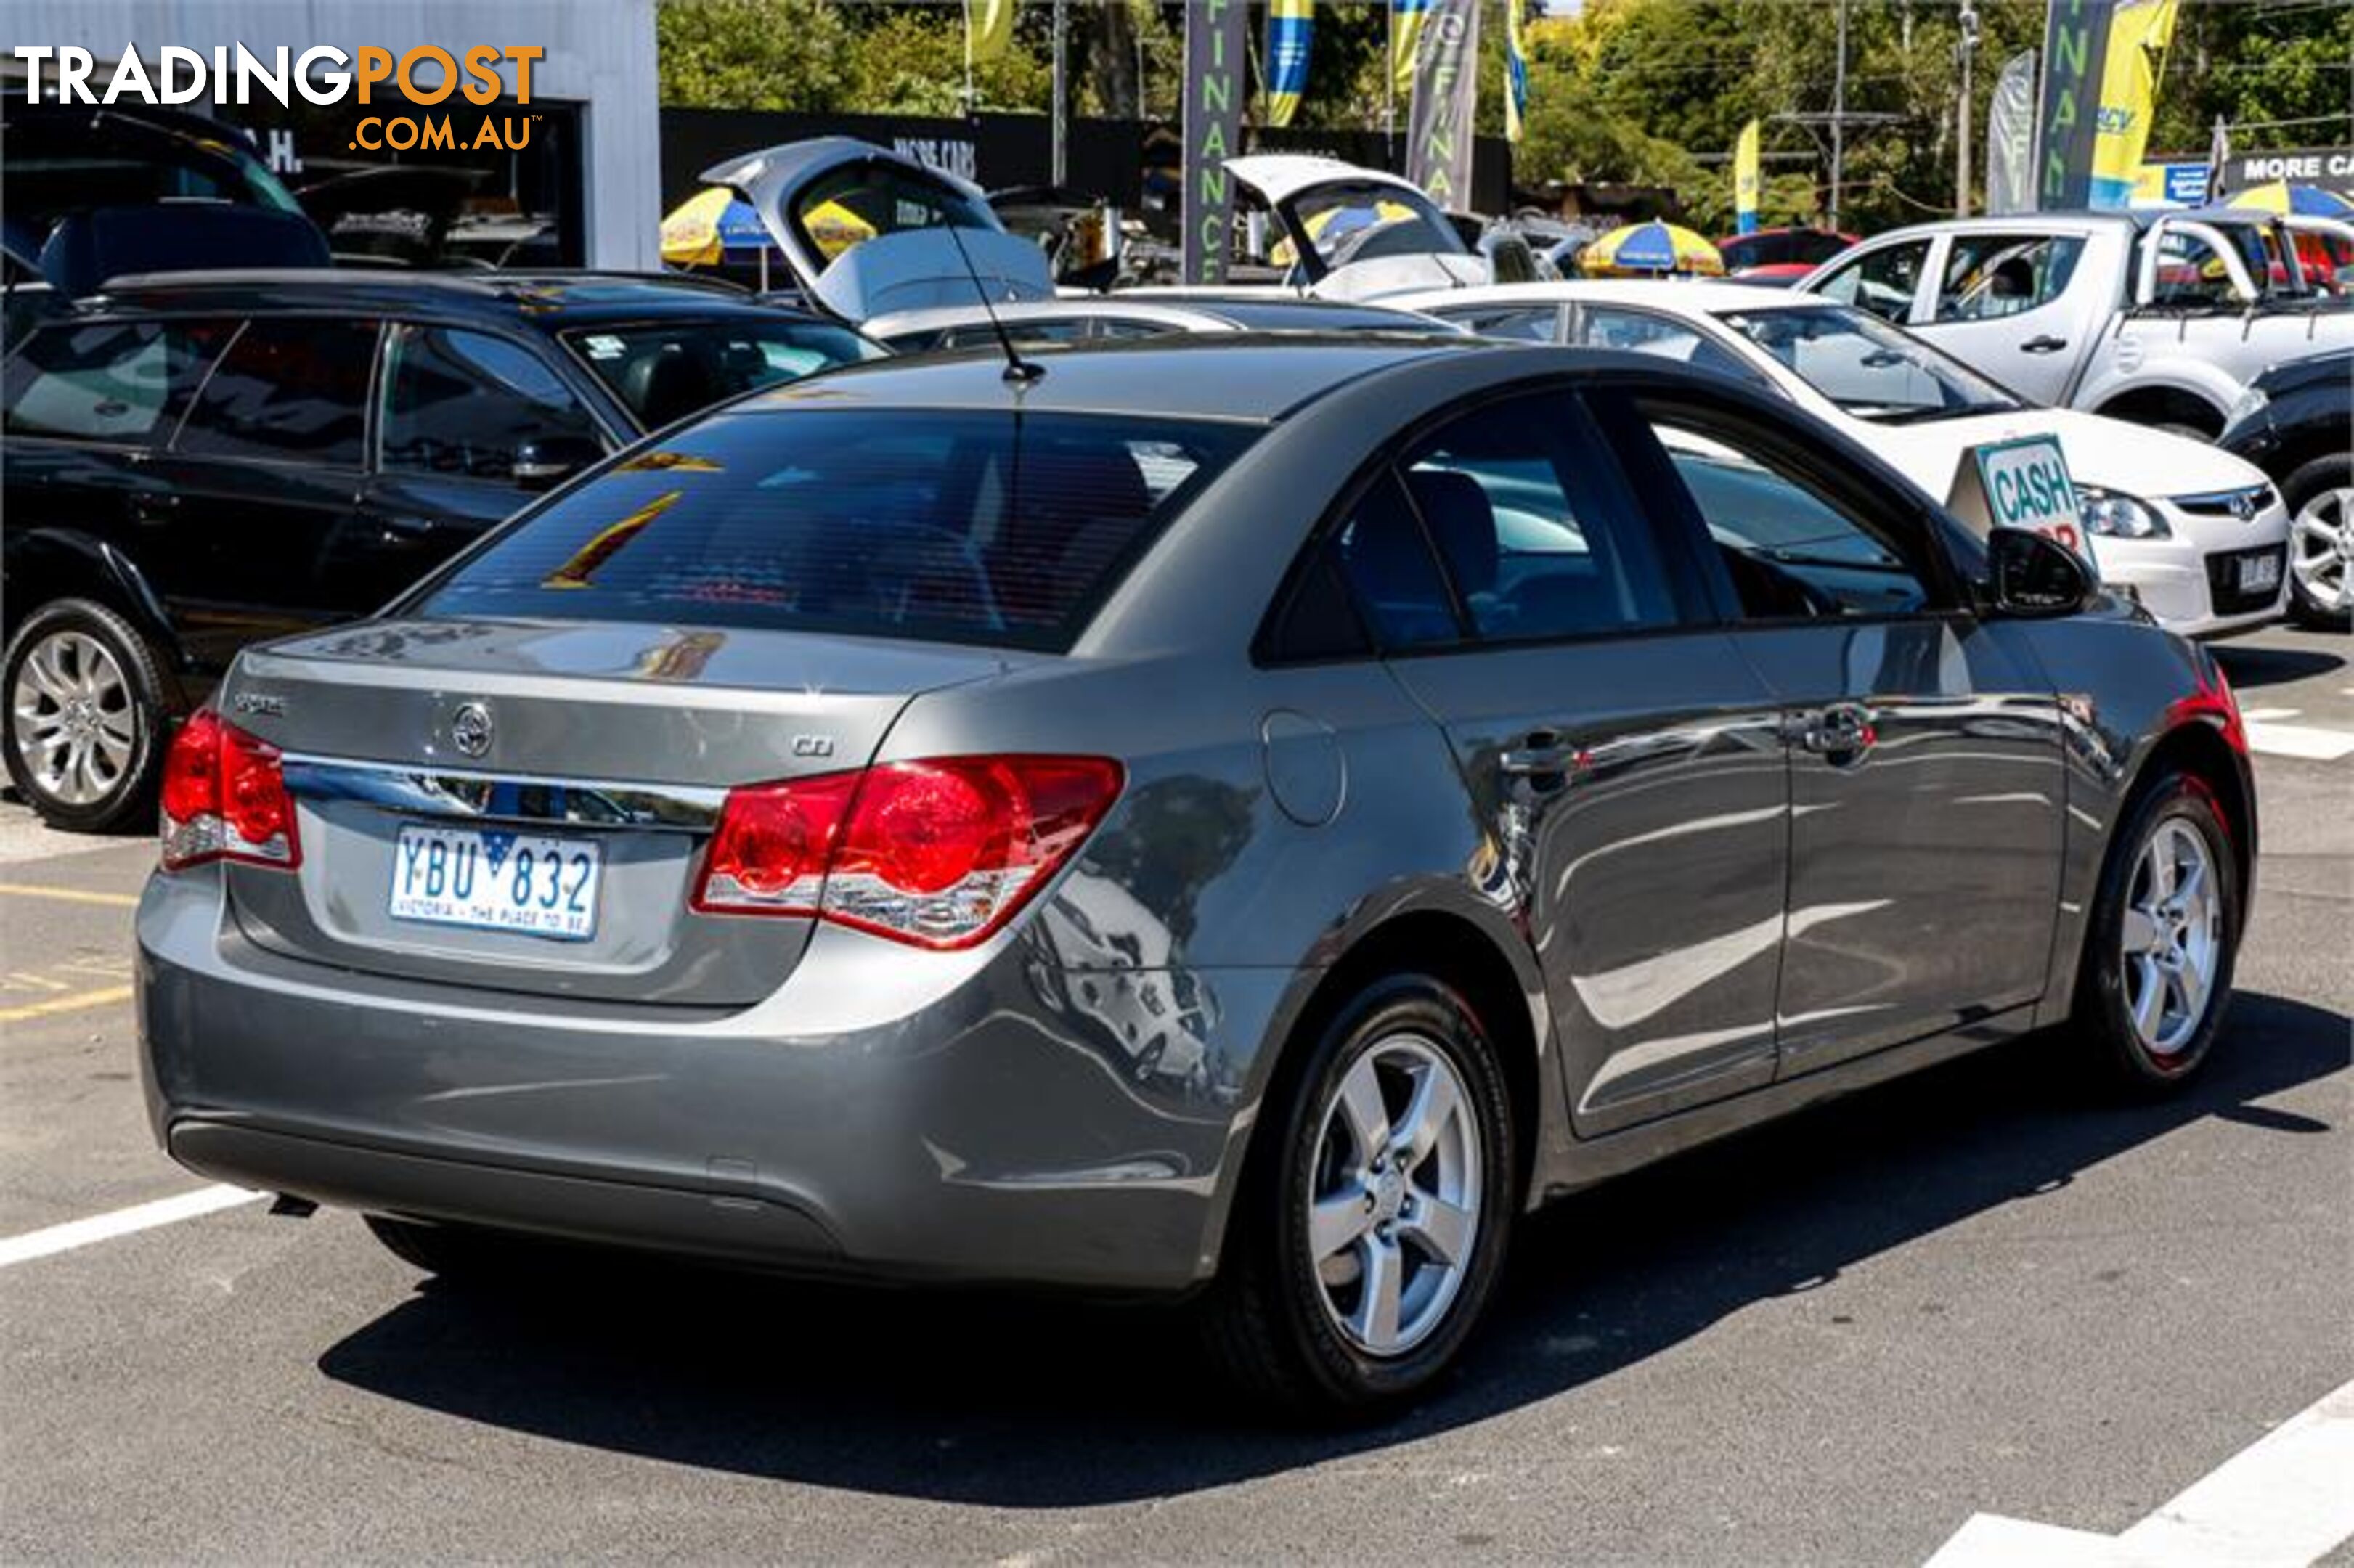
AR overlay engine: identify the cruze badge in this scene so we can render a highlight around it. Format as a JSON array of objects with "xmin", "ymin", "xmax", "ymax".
[{"xmin": 449, "ymin": 702, "xmax": 494, "ymax": 759}]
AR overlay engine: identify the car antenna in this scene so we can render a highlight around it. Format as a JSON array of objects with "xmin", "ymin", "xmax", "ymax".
[{"xmin": 942, "ymin": 216, "xmax": 1043, "ymax": 385}]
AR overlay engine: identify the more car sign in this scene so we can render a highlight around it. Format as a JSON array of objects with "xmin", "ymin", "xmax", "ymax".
[{"xmin": 1948, "ymin": 436, "xmax": 2085, "ymax": 552}]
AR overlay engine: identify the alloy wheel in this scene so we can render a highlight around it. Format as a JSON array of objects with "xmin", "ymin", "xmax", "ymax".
[
  {"xmin": 1305, "ymin": 1034, "xmax": 1483, "ymax": 1357},
  {"xmin": 9, "ymin": 629, "xmax": 137, "ymax": 808},
  {"xmin": 2119, "ymin": 817, "xmax": 2223, "ymax": 1060},
  {"xmin": 2289, "ymin": 487, "xmax": 2353, "ymax": 614}
]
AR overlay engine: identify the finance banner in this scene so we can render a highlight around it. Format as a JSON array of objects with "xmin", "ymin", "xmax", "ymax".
[
  {"xmin": 2036, "ymin": 0, "xmax": 2117, "ymax": 210},
  {"xmin": 1180, "ymin": 0, "xmax": 1247, "ymax": 284},
  {"xmin": 1404, "ymin": 0, "xmax": 1479, "ymax": 210}
]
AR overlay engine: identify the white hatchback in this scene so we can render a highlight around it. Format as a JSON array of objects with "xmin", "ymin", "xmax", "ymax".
[{"xmin": 1396, "ymin": 279, "xmax": 2292, "ymax": 637}]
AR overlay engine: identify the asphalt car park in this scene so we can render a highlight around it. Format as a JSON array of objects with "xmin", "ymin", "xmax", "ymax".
[{"xmin": 0, "ymin": 620, "xmax": 2345, "ymax": 1563}]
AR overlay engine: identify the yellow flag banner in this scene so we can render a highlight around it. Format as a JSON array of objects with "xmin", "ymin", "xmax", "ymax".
[
  {"xmin": 967, "ymin": 0, "xmax": 1016, "ymax": 64},
  {"xmin": 1734, "ymin": 119, "xmax": 1761, "ymax": 234},
  {"xmin": 2089, "ymin": 0, "xmax": 2178, "ymax": 209}
]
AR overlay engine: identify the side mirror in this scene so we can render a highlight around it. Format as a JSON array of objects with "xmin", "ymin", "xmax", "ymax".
[
  {"xmin": 1985, "ymin": 527, "xmax": 2096, "ymax": 618},
  {"xmin": 511, "ymin": 433, "xmax": 603, "ymax": 490}
]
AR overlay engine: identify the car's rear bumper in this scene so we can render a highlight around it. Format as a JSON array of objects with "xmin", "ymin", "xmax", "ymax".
[{"xmin": 138, "ymin": 870, "xmax": 1294, "ymax": 1294}]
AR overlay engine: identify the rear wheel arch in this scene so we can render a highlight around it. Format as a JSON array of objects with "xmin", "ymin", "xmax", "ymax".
[
  {"xmin": 2, "ymin": 533, "xmax": 188, "ymax": 709},
  {"xmin": 1240, "ymin": 910, "xmax": 1544, "ymax": 1233}
]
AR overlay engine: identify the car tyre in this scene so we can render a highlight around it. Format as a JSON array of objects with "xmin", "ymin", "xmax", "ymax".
[
  {"xmin": 2281, "ymin": 454, "xmax": 2353, "ymax": 631},
  {"xmin": 2073, "ymin": 768, "xmax": 2241, "ymax": 1093},
  {"xmin": 1201, "ymin": 974, "xmax": 1515, "ymax": 1418},
  {"xmin": 1, "ymin": 598, "xmax": 170, "ymax": 832}
]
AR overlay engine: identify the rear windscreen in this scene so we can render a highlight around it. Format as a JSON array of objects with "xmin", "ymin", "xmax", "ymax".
[{"xmin": 417, "ymin": 409, "xmax": 1258, "ymax": 651}]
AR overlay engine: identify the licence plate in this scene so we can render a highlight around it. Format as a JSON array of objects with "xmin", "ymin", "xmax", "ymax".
[
  {"xmin": 2239, "ymin": 552, "xmax": 2283, "ymax": 593},
  {"xmin": 388, "ymin": 825, "xmax": 601, "ymax": 941}
]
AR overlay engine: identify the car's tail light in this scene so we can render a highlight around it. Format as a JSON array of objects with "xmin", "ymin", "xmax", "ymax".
[
  {"xmin": 693, "ymin": 755, "xmax": 1123, "ymax": 949},
  {"xmin": 159, "ymin": 710, "xmax": 301, "ymax": 871}
]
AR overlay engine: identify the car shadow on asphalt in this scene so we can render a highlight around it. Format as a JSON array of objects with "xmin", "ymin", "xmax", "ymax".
[
  {"xmin": 315, "ymin": 990, "xmax": 2348, "ymax": 1504},
  {"xmin": 2214, "ymin": 642, "xmax": 2345, "ymax": 690}
]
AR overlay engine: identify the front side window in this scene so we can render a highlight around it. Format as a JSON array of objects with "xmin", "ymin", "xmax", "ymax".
[
  {"xmin": 175, "ymin": 317, "xmax": 378, "ymax": 467},
  {"xmin": 1935, "ymin": 234, "xmax": 2085, "ymax": 321},
  {"xmin": 3, "ymin": 317, "xmax": 233, "ymax": 444},
  {"xmin": 1401, "ymin": 395, "xmax": 1682, "ymax": 643},
  {"xmin": 562, "ymin": 317, "xmax": 877, "ymax": 430},
  {"xmin": 1721, "ymin": 303, "xmax": 2020, "ymax": 422},
  {"xmin": 1813, "ymin": 240, "xmax": 1929, "ymax": 323},
  {"xmin": 1570, "ymin": 307, "xmax": 1759, "ymax": 382},
  {"xmin": 1634, "ymin": 405, "xmax": 1934, "ymax": 620},
  {"xmin": 383, "ymin": 325, "xmax": 602, "ymax": 480},
  {"xmin": 418, "ymin": 409, "xmax": 1256, "ymax": 652}
]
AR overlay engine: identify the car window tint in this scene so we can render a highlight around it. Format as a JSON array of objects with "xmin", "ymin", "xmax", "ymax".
[
  {"xmin": 2, "ymin": 318, "xmax": 234, "ymax": 444},
  {"xmin": 1263, "ymin": 547, "xmax": 1373, "ymax": 661},
  {"xmin": 1935, "ymin": 234, "xmax": 2084, "ymax": 320},
  {"xmin": 2151, "ymin": 229, "xmax": 2244, "ymax": 308},
  {"xmin": 1641, "ymin": 414, "xmax": 1932, "ymax": 619},
  {"xmin": 418, "ymin": 410, "xmax": 1256, "ymax": 653},
  {"xmin": 1443, "ymin": 305, "xmax": 1557, "ymax": 343},
  {"xmin": 1402, "ymin": 393, "xmax": 1682, "ymax": 642},
  {"xmin": 175, "ymin": 317, "xmax": 377, "ymax": 466},
  {"xmin": 1813, "ymin": 240, "xmax": 1929, "ymax": 322},
  {"xmin": 1092, "ymin": 317, "xmax": 1182, "ymax": 340},
  {"xmin": 563, "ymin": 319, "xmax": 878, "ymax": 430},
  {"xmin": 383, "ymin": 325, "xmax": 602, "ymax": 480},
  {"xmin": 1571, "ymin": 307, "xmax": 1756, "ymax": 381},
  {"xmin": 1331, "ymin": 472, "xmax": 1461, "ymax": 650}
]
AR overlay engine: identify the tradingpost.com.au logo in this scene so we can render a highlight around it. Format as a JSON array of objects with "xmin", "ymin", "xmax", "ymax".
[{"xmin": 10, "ymin": 44, "xmax": 548, "ymax": 150}]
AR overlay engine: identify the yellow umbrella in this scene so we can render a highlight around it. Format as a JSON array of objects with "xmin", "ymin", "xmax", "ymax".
[
  {"xmin": 660, "ymin": 188, "xmax": 878, "ymax": 287},
  {"xmin": 658, "ymin": 187, "xmax": 737, "ymax": 268},
  {"xmin": 803, "ymin": 199, "xmax": 877, "ymax": 262},
  {"xmin": 2225, "ymin": 179, "xmax": 2354, "ymax": 219},
  {"xmin": 1272, "ymin": 198, "xmax": 1419, "ymax": 267},
  {"xmin": 1579, "ymin": 220, "xmax": 1725, "ymax": 277}
]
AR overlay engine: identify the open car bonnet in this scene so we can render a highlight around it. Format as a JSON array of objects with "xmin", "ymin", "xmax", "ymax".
[
  {"xmin": 700, "ymin": 136, "xmax": 1054, "ymax": 323},
  {"xmin": 1223, "ymin": 154, "xmax": 1486, "ymax": 301}
]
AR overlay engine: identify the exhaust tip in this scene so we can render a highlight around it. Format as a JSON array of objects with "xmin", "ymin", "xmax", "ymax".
[{"xmin": 266, "ymin": 1193, "xmax": 319, "ymax": 1219}]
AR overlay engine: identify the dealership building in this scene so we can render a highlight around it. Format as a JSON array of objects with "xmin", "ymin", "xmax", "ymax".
[{"xmin": 4, "ymin": 0, "xmax": 660, "ymax": 268}]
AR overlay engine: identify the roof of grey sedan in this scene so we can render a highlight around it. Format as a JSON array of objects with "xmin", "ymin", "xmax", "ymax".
[{"xmin": 739, "ymin": 332, "xmax": 1500, "ymax": 422}]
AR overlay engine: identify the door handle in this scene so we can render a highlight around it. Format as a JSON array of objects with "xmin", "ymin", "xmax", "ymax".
[
  {"xmin": 1799, "ymin": 703, "xmax": 1876, "ymax": 764},
  {"xmin": 2020, "ymin": 335, "xmax": 2069, "ymax": 354}
]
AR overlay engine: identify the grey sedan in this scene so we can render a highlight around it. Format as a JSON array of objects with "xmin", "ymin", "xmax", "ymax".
[{"xmin": 138, "ymin": 335, "xmax": 2255, "ymax": 1414}]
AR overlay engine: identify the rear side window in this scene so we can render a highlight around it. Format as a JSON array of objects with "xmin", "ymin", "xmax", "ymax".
[
  {"xmin": 418, "ymin": 409, "xmax": 1257, "ymax": 651},
  {"xmin": 3, "ymin": 319, "xmax": 234, "ymax": 444},
  {"xmin": 383, "ymin": 325, "xmax": 600, "ymax": 480},
  {"xmin": 1439, "ymin": 304, "xmax": 1559, "ymax": 343},
  {"xmin": 175, "ymin": 318, "xmax": 379, "ymax": 467},
  {"xmin": 1570, "ymin": 308, "xmax": 1758, "ymax": 383},
  {"xmin": 561, "ymin": 318, "xmax": 880, "ymax": 430}
]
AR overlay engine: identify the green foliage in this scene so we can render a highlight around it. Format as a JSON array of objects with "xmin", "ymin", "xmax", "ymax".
[{"xmin": 657, "ymin": 0, "xmax": 2354, "ymax": 232}]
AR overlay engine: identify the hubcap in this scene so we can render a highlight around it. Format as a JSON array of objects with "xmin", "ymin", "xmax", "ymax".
[
  {"xmin": 1306, "ymin": 1034, "xmax": 1482, "ymax": 1358},
  {"xmin": 2289, "ymin": 487, "xmax": 2353, "ymax": 613},
  {"xmin": 2119, "ymin": 818, "xmax": 2222, "ymax": 1059},
  {"xmin": 9, "ymin": 630, "xmax": 135, "ymax": 807}
]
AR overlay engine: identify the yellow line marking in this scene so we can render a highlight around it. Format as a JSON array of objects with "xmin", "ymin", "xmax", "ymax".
[
  {"xmin": 0, "ymin": 883, "xmax": 139, "ymax": 909},
  {"xmin": 0, "ymin": 985, "xmax": 133, "ymax": 1024}
]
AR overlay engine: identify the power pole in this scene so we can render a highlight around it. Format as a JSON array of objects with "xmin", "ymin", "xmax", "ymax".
[
  {"xmin": 1051, "ymin": 0, "xmax": 1068, "ymax": 188},
  {"xmin": 1956, "ymin": 1, "xmax": 1980, "ymax": 216},
  {"xmin": 1829, "ymin": 0, "xmax": 1849, "ymax": 229}
]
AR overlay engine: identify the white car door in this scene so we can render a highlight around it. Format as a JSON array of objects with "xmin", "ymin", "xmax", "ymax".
[{"xmin": 1907, "ymin": 230, "xmax": 2098, "ymax": 407}]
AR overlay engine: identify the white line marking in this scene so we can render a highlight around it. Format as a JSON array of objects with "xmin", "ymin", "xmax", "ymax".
[
  {"xmin": 2239, "ymin": 706, "xmax": 2300, "ymax": 722},
  {"xmin": 1925, "ymin": 1376, "xmax": 2354, "ymax": 1567},
  {"xmin": 2244, "ymin": 720, "xmax": 2354, "ymax": 762},
  {"xmin": 0, "ymin": 1185, "xmax": 262, "ymax": 1269}
]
